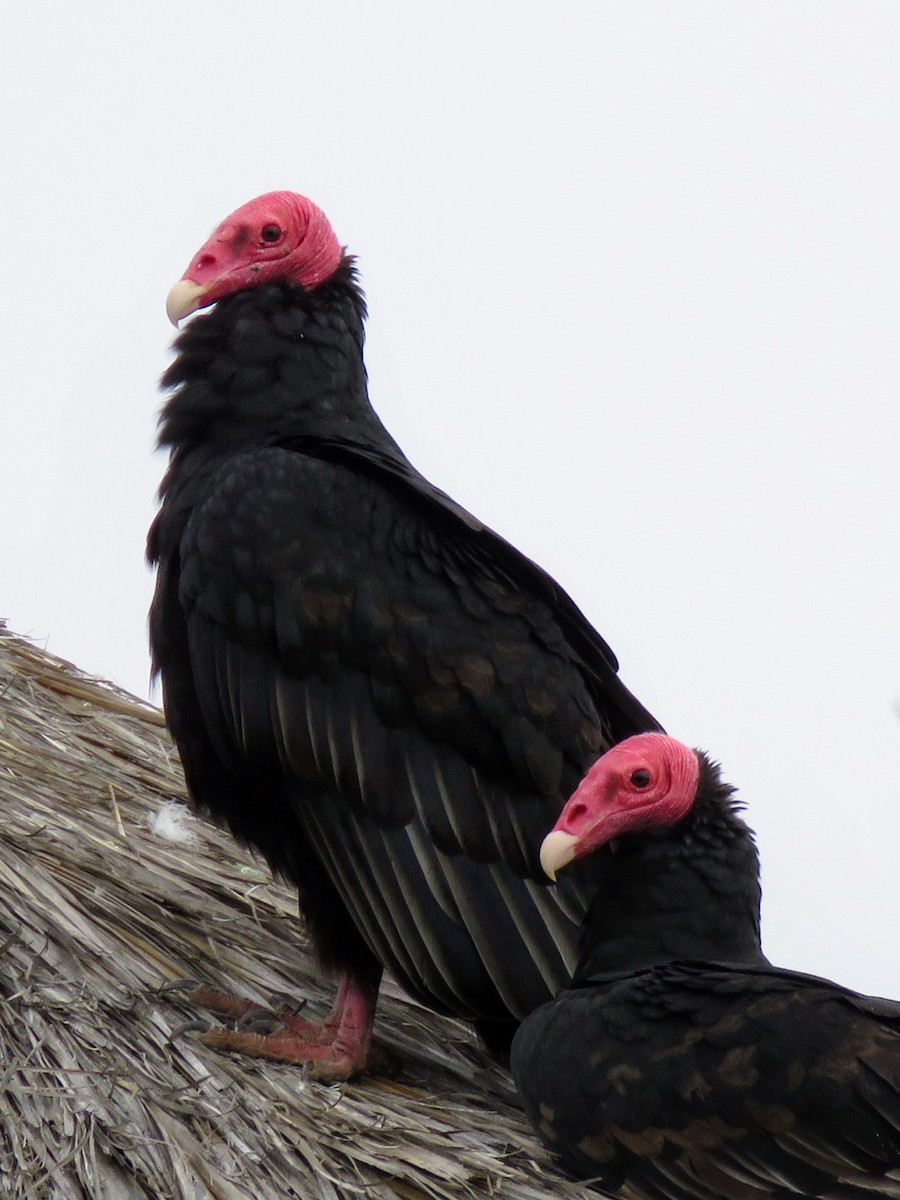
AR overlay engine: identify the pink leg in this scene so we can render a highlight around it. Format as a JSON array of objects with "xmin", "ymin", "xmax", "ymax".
[{"xmin": 194, "ymin": 973, "xmax": 381, "ymax": 1081}]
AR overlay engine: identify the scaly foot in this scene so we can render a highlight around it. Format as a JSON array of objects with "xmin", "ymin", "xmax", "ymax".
[{"xmin": 164, "ymin": 974, "xmax": 383, "ymax": 1081}]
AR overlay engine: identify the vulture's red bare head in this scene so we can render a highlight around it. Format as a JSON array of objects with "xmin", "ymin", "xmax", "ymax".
[
  {"xmin": 540, "ymin": 734, "xmax": 700, "ymax": 880},
  {"xmin": 166, "ymin": 192, "xmax": 343, "ymax": 325}
]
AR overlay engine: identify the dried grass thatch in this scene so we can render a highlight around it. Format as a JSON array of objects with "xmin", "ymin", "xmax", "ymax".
[{"xmin": 0, "ymin": 623, "xmax": 599, "ymax": 1199}]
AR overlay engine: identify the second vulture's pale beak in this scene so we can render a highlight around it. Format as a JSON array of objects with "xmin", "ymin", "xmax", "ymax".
[
  {"xmin": 166, "ymin": 279, "xmax": 209, "ymax": 326},
  {"xmin": 539, "ymin": 829, "xmax": 580, "ymax": 881}
]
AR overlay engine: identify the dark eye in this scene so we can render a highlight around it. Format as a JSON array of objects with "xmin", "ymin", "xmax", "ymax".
[
  {"xmin": 261, "ymin": 224, "xmax": 282, "ymax": 243},
  {"xmin": 630, "ymin": 769, "xmax": 651, "ymax": 788}
]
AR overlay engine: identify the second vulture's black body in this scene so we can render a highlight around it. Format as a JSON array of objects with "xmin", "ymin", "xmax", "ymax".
[
  {"xmin": 516, "ymin": 960, "xmax": 900, "ymax": 1198},
  {"xmin": 511, "ymin": 745, "xmax": 900, "ymax": 1198},
  {"xmin": 148, "ymin": 267, "xmax": 660, "ymax": 1046}
]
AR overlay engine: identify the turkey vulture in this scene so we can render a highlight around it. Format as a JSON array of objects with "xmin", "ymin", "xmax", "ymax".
[
  {"xmin": 148, "ymin": 191, "xmax": 661, "ymax": 1079},
  {"xmin": 511, "ymin": 734, "xmax": 900, "ymax": 1198}
]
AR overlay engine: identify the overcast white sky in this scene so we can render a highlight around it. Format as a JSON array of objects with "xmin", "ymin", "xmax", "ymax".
[{"xmin": 2, "ymin": 3, "xmax": 898, "ymax": 1001}]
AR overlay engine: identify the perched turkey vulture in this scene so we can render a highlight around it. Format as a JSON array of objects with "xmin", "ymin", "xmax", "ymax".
[
  {"xmin": 511, "ymin": 734, "xmax": 900, "ymax": 1198},
  {"xmin": 147, "ymin": 191, "xmax": 661, "ymax": 1078}
]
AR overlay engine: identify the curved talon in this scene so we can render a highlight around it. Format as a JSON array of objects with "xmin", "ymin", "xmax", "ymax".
[
  {"xmin": 157, "ymin": 977, "xmax": 202, "ymax": 995},
  {"xmin": 168, "ymin": 1016, "xmax": 213, "ymax": 1040},
  {"xmin": 268, "ymin": 992, "xmax": 308, "ymax": 1016},
  {"xmin": 235, "ymin": 1008, "xmax": 282, "ymax": 1035}
]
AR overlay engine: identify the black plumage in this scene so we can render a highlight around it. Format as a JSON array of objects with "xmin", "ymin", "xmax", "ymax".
[
  {"xmin": 511, "ymin": 734, "xmax": 900, "ymax": 1198},
  {"xmin": 148, "ymin": 192, "xmax": 660, "ymax": 1072}
]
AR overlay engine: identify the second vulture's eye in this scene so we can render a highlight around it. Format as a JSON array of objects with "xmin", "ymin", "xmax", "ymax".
[
  {"xmin": 630, "ymin": 769, "xmax": 651, "ymax": 788},
  {"xmin": 261, "ymin": 224, "xmax": 282, "ymax": 243}
]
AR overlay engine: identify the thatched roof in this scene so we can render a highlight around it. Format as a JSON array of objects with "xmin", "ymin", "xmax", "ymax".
[{"xmin": 0, "ymin": 623, "xmax": 598, "ymax": 1199}]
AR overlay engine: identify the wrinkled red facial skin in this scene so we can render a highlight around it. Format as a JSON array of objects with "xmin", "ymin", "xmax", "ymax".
[
  {"xmin": 180, "ymin": 191, "xmax": 343, "ymax": 307},
  {"xmin": 553, "ymin": 734, "xmax": 700, "ymax": 860}
]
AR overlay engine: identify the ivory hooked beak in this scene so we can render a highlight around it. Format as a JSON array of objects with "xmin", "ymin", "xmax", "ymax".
[
  {"xmin": 539, "ymin": 829, "xmax": 580, "ymax": 881},
  {"xmin": 166, "ymin": 279, "xmax": 209, "ymax": 326}
]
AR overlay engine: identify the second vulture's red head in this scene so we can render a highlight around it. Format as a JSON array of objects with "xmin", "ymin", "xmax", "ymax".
[
  {"xmin": 540, "ymin": 734, "xmax": 701, "ymax": 880},
  {"xmin": 166, "ymin": 191, "xmax": 343, "ymax": 325}
]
